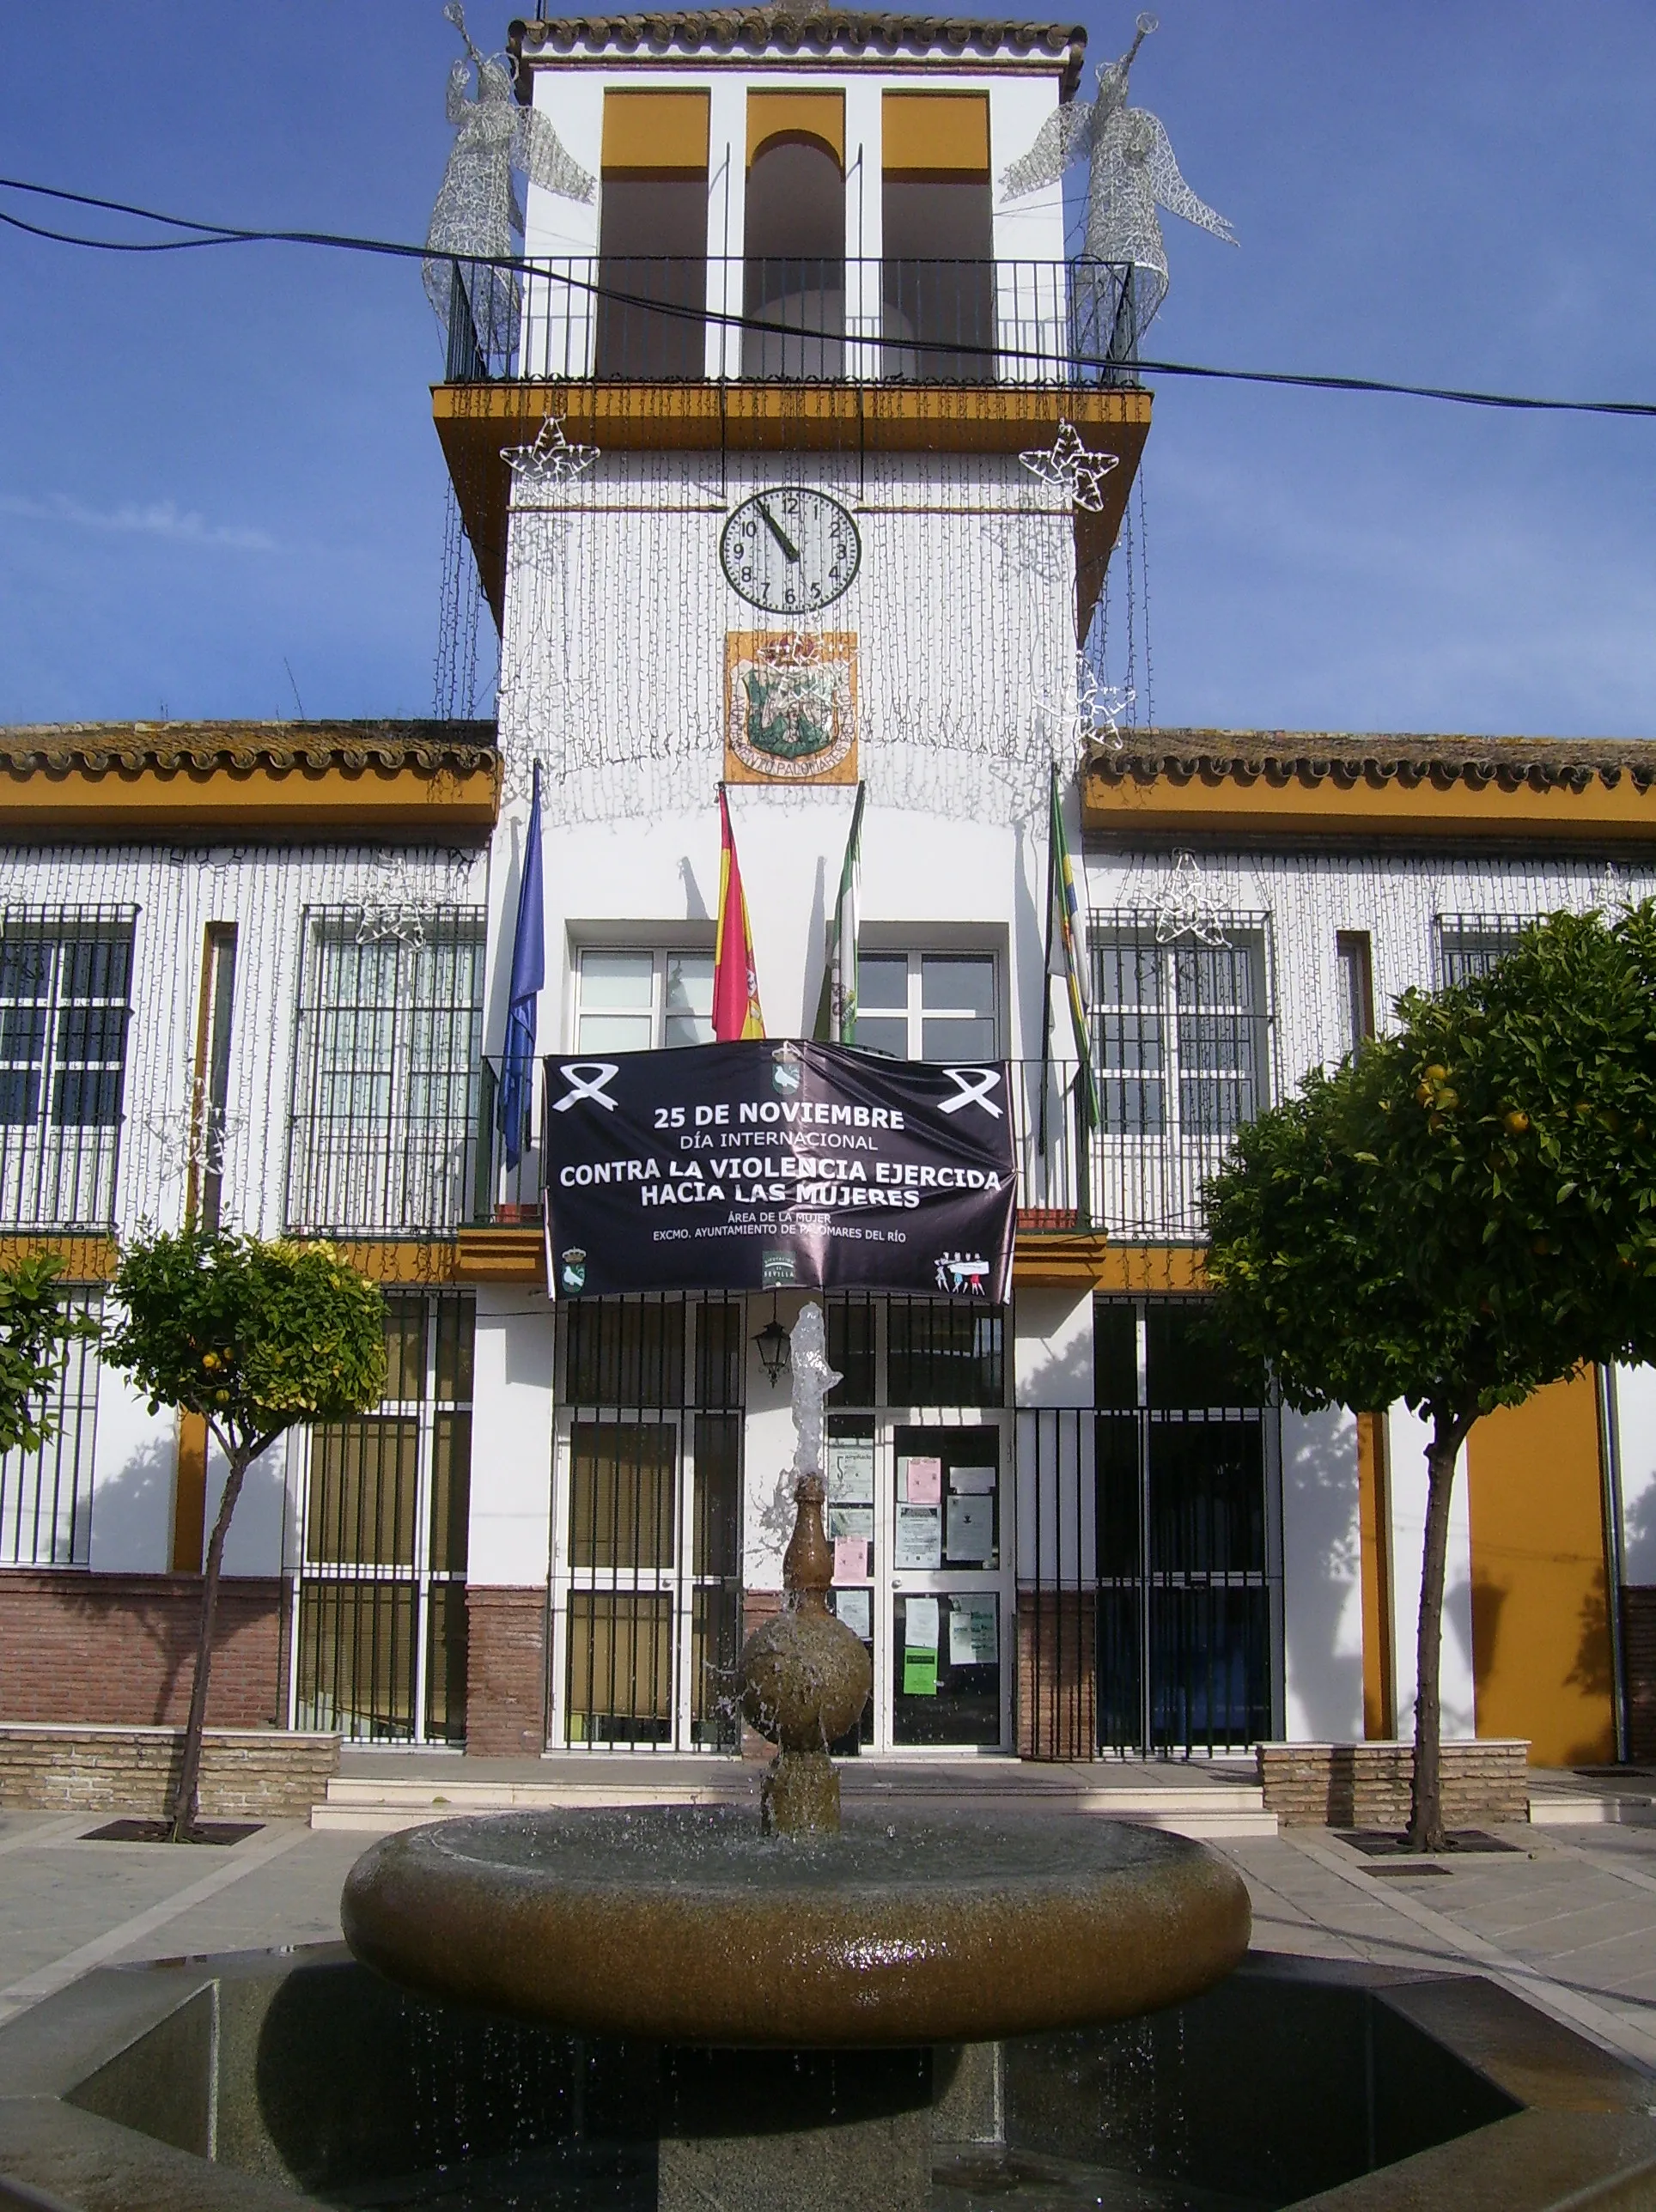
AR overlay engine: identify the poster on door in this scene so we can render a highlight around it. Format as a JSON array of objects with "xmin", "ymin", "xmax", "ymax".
[{"xmin": 542, "ymin": 1039, "xmax": 1015, "ymax": 1300}]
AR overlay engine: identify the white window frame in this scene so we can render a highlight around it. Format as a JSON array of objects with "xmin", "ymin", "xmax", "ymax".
[
  {"xmin": 569, "ymin": 945, "xmax": 716, "ymax": 1054},
  {"xmin": 852, "ymin": 949, "xmax": 1000, "ymax": 1063}
]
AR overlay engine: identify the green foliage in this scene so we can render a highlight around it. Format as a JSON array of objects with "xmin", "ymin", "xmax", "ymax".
[
  {"xmin": 0, "ymin": 1253, "xmax": 95, "ymax": 1456},
  {"xmin": 1205, "ymin": 902, "xmax": 1656, "ymax": 1421},
  {"xmin": 106, "ymin": 1231, "xmax": 387, "ymax": 1463}
]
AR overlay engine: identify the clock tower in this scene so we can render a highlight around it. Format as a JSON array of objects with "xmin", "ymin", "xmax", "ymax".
[{"xmin": 437, "ymin": 9, "xmax": 1151, "ymax": 1758}]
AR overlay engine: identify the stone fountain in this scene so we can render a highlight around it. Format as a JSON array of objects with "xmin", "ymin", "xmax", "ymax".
[
  {"xmin": 338, "ymin": 1304, "xmax": 1251, "ymax": 2203},
  {"xmin": 3, "ymin": 1325, "xmax": 1652, "ymax": 2203}
]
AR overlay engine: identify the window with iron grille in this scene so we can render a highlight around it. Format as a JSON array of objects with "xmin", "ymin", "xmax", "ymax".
[
  {"xmin": 0, "ymin": 910, "xmax": 135, "ymax": 1229},
  {"xmin": 1092, "ymin": 1297, "xmax": 1280, "ymax": 1755},
  {"xmin": 0, "ymin": 1289, "xmax": 102, "ymax": 1567},
  {"xmin": 1089, "ymin": 922, "xmax": 1269, "ymax": 1139},
  {"xmin": 292, "ymin": 1290, "xmax": 473, "ymax": 1743},
  {"xmin": 1436, "ymin": 913, "xmax": 1535, "ymax": 988},
  {"xmin": 557, "ymin": 1295, "xmax": 744, "ymax": 1753},
  {"xmin": 286, "ymin": 911, "xmax": 484, "ymax": 1233}
]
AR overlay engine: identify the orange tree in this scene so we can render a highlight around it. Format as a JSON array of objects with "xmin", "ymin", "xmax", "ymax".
[
  {"xmin": 106, "ymin": 1232, "xmax": 385, "ymax": 1841},
  {"xmin": 1204, "ymin": 904, "xmax": 1656, "ymax": 1848}
]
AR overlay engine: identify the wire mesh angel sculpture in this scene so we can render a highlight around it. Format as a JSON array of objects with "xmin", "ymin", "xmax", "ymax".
[
  {"xmin": 423, "ymin": 2, "xmax": 594, "ymax": 365},
  {"xmin": 1000, "ymin": 13, "xmax": 1236, "ymax": 351}
]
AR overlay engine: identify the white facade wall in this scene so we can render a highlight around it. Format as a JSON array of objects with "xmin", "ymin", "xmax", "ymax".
[{"xmin": 5, "ymin": 840, "xmax": 491, "ymax": 1583}]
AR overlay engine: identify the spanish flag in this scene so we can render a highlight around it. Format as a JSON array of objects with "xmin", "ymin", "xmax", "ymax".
[{"xmin": 713, "ymin": 786, "xmax": 765, "ymax": 1042}]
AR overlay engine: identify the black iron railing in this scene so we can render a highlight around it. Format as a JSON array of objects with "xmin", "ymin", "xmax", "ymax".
[{"xmin": 441, "ymin": 255, "xmax": 1138, "ymax": 387}]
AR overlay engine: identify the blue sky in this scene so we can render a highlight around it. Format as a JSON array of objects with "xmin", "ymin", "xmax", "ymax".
[{"xmin": 1, "ymin": 3, "xmax": 1653, "ymax": 735}]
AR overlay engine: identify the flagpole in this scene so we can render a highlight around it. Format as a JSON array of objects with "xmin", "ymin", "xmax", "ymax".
[{"xmin": 1038, "ymin": 763, "xmax": 1060, "ymax": 1164}]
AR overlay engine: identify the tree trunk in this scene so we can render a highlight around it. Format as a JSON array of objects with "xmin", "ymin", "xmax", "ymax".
[
  {"xmin": 1409, "ymin": 1404, "xmax": 1474, "ymax": 1852},
  {"xmin": 168, "ymin": 1449, "xmax": 251, "ymax": 1844}
]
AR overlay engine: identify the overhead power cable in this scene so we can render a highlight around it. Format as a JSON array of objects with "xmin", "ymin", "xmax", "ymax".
[{"xmin": 3, "ymin": 172, "xmax": 1655, "ymax": 422}]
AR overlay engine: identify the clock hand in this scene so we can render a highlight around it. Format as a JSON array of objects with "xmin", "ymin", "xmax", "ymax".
[{"xmin": 758, "ymin": 500, "xmax": 801, "ymax": 563}]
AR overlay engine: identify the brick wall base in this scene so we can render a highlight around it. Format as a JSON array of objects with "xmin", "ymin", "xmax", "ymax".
[
  {"xmin": 0, "ymin": 1571, "xmax": 283, "ymax": 1727},
  {"xmin": 1016, "ymin": 1589, "xmax": 1097, "ymax": 1760},
  {"xmin": 1623, "ymin": 1587, "xmax": 1656, "ymax": 1763},
  {"xmin": 464, "ymin": 1586, "xmax": 548, "ymax": 1757},
  {"xmin": 1257, "ymin": 1739, "xmax": 1531, "ymax": 1828},
  {"xmin": 0, "ymin": 1723, "xmax": 338, "ymax": 1819}
]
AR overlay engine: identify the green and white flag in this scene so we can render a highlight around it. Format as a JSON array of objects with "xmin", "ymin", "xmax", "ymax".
[
  {"xmin": 1044, "ymin": 762, "xmax": 1099, "ymax": 1133},
  {"xmin": 813, "ymin": 781, "xmax": 867, "ymax": 1045}
]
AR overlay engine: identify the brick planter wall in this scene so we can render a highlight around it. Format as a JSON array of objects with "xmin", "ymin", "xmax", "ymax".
[
  {"xmin": 1257, "ymin": 1739, "xmax": 1531, "ymax": 1828},
  {"xmin": 465, "ymin": 1586, "xmax": 548, "ymax": 1757},
  {"xmin": 0, "ymin": 1571, "xmax": 283, "ymax": 1727},
  {"xmin": 0, "ymin": 1723, "xmax": 338, "ymax": 1819}
]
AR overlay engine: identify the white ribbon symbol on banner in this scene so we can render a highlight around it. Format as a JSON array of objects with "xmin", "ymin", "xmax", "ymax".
[
  {"xmin": 551, "ymin": 1061, "xmax": 620, "ymax": 1113},
  {"xmin": 937, "ymin": 1067, "xmax": 1003, "ymax": 1118}
]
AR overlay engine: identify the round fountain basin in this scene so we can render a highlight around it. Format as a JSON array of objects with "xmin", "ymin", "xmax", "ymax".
[{"xmin": 342, "ymin": 1807, "xmax": 1251, "ymax": 2046}]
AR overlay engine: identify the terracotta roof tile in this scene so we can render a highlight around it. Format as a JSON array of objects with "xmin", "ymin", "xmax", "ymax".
[
  {"xmin": 512, "ymin": 11, "xmax": 1087, "ymax": 92},
  {"xmin": 0, "ymin": 720, "xmax": 498, "ymax": 776},
  {"xmin": 1085, "ymin": 728, "xmax": 1656, "ymax": 796}
]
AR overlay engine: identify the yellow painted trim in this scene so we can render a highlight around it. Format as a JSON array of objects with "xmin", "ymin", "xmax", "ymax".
[
  {"xmin": 1083, "ymin": 760, "xmax": 1656, "ymax": 848},
  {"xmin": 0, "ymin": 1234, "xmax": 118, "ymax": 1280},
  {"xmin": 881, "ymin": 91, "xmax": 989, "ymax": 178},
  {"xmin": 602, "ymin": 88, "xmax": 709, "ymax": 175},
  {"xmin": 0, "ymin": 757, "xmax": 500, "ymax": 842},
  {"xmin": 435, "ymin": 380, "xmax": 1150, "ymax": 631},
  {"xmin": 1466, "ymin": 1370, "xmax": 1616, "ymax": 1767},
  {"xmin": 327, "ymin": 1241, "xmax": 464, "ymax": 1286},
  {"xmin": 747, "ymin": 89, "xmax": 845, "ymax": 168},
  {"xmin": 454, "ymin": 1228, "xmax": 546, "ymax": 1285},
  {"xmin": 172, "ymin": 1411, "xmax": 208, "ymax": 1575},
  {"xmin": 1014, "ymin": 1238, "xmax": 1208, "ymax": 1293},
  {"xmin": 1357, "ymin": 1412, "xmax": 1396, "ymax": 1740}
]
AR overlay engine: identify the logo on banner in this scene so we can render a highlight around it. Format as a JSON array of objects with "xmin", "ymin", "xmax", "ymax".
[
  {"xmin": 559, "ymin": 1247, "xmax": 588, "ymax": 1292},
  {"xmin": 771, "ymin": 1044, "xmax": 803, "ymax": 1096},
  {"xmin": 935, "ymin": 1252, "xmax": 991, "ymax": 1296},
  {"xmin": 937, "ymin": 1067, "xmax": 1003, "ymax": 1118},
  {"xmin": 551, "ymin": 1061, "xmax": 621, "ymax": 1114},
  {"xmin": 762, "ymin": 1250, "xmax": 799, "ymax": 1287}
]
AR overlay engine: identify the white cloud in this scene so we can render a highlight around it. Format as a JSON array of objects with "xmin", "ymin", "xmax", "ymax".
[{"xmin": 0, "ymin": 490, "xmax": 274, "ymax": 553}]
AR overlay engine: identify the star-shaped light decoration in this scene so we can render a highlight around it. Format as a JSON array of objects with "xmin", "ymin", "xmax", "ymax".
[
  {"xmin": 1030, "ymin": 659, "xmax": 1136, "ymax": 761},
  {"xmin": 1018, "ymin": 421, "xmax": 1120, "ymax": 513},
  {"xmin": 142, "ymin": 1086, "xmax": 245, "ymax": 1180},
  {"xmin": 353, "ymin": 851, "xmax": 443, "ymax": 946},
  {"xmin": 502, "ymin": 416, "xmax": 600, "ymax": 497},
  {"xmin": 1150, "ymin": 850, "xmax": 1230, "ymax": 948}
]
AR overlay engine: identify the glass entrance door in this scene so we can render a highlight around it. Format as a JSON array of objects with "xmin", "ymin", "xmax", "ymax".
[{"xmin": 822, "ymin": 1297, "xmax": 1012, "ymax": 1753}]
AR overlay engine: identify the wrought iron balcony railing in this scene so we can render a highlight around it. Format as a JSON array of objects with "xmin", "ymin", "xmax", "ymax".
[
  {"xmin": 442, "ymin": 256, "xmax": 1139, "ymax": 388},
  {"xmin": 469, "ymin": 1057, "xmax": 1245, "ymax": 1248}
]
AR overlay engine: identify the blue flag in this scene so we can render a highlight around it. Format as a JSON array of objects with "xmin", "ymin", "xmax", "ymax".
[{"xmin": 498, "ymin": 766, "xmax": 545, "ymax": 1171}]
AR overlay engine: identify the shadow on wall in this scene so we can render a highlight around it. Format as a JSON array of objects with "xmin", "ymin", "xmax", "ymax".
[
  {"xmin": 1568, "ymin": 1568, "xmax": 1614, "ymax": 1705},
  {"xmin": 1282, "ymin": 1409, "xmax": 1362, "ymax": 1741},
  {"xmin": 88, "ymin": 1434, "xmax": 175, "ymax": 1574},
  {"xmin": 1625, "ymin": 1483, "xmax": 1656, "ymax": 1586}
]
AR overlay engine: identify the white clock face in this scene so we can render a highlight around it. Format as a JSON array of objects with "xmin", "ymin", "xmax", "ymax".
[{"xmin": 719, "ymin": 488, "xmax": 861, "ymax": 615}]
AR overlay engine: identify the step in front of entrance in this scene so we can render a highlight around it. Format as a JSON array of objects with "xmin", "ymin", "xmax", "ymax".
[{"xmin": 310, "ymin": 1767, "xmax": 1278, "ymax": 1840}]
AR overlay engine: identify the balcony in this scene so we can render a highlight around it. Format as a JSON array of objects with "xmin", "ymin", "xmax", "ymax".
[
  {"xmin": 442, "ymin": 255, "xmax": 1141, "ymax": 389},
  {"xmin": 432, "ymin": 256, "xmax": 1152, "ymax": 627}
]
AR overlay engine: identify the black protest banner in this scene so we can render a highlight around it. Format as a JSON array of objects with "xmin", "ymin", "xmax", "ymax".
[{"xmin": 541, "ymin": 1040, "xmax": 1015, "ymax": 1300}]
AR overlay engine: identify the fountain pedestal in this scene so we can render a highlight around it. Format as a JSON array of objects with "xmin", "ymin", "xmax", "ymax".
[{"xmin": 736, "ymin": 1470, "xmax": 871, "ymax": 1837}]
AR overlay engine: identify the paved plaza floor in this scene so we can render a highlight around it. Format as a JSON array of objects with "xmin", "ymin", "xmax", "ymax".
[{"xmin": 6, "ymin": 1792, "xmax": 1656, "ymax": 2087}]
